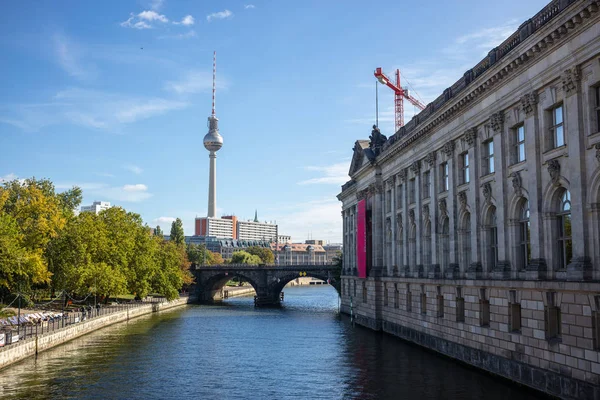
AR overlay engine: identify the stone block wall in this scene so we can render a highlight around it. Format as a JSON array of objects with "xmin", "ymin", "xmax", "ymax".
[{"xmin": 341, "ymin": 276, "xmax": 600, "ymax": 399}]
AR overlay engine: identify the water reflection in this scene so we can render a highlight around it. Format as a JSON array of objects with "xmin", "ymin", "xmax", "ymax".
[{"xmin": 0, "ymin": 286, "xmax": 541, "ymax": 399}]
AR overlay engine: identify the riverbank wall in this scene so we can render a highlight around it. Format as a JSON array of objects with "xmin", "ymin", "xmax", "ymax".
[
  {"xmin": 341, "ymin": 276, "xmax": 600, "ymax": 399},
  {"xmin": 0, "ymin": 296, "xmax": 195, "ymax": 371},
  {"xmin": 223, "ymin": 286, "xmax": 255, "ymax": 298}
]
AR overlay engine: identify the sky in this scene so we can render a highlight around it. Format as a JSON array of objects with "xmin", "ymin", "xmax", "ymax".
[{"xmin": 0, "ymin": 0, "xmax": 549, "ymax": 243}]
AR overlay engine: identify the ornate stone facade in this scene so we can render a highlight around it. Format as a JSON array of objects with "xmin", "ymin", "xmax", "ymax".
[{"xmin": 338, "ymin": 2, "xmax": 600, "ymax": 398}]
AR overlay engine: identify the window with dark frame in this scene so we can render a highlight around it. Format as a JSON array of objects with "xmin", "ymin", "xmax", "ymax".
[
  {"xmin": 394, "ymin": 284, "xmax": 399, "ymax": 309},
  {"xmin": 409, "ymin": 178, "xmax": 416, "ymax": 204},
  {"xmin": 422, "ymin": 171, "xmax": 430, "ymax": 199},
  {"xmin": 483, "ymin": 140, "xmax": 494, "ymax": 174},
  {"xmin": 460, "ymin": 152, "xmax": 469, "ymax": 184},
  {"xmin": 436, "ymin": 287, "xmax": 444, "ymax": 318},
  {"xmin": 441, "ymin": 162, "xmax": 449, "ymax": 192},
  {"xmin": 456, "ymin": 287, "xmax": 465, "ymax": 323},
  {"xmin": 509, "ymin": 290, "xmax": 522, "ymax": 333},
  {"xmin": 558, "ymin": 191, "xmax": 572, "ymax": 270},
  {"xmin": 406, "ymin": 285, "xmax": 412, "ymax": 312},
  {"xmin": 550, "ymin": 104, "xmax": 564, "ymax": 148},
  {"xmin": 397, "ymin": 184, "xmax": 403, "ymax": 209},
  {"xmin": 489, "ymin": 208, "xmax": 498, "ymax": 271},
  {"xmin": 593, "ymin": 296, "xmax": 600, "ymax": 350},
  {"xmin": 384, "ymin": 284, "xmax": 388, "ymax": 307},
  {"xmin": 420, "ymin": 286, "xmax": 427, "ymax": 315},
  {"xmin": 362, "ymin": 281, "xmax": 367, "ymax": 303},
  {"xmin": 518, "ymin": 201, "xmax": 531, "ymax": 270},
  {"xmin": 544, "ymin": 292, "xmax": 562, "ymax": 342},
  {"xmin": 480, "ymin": 288, "xmax": 490, "ymax": 327},
  {"xmin": 515, "ymin": 125, "xmax": 525, "ymax": 163},
  {"xmin": 595, "ymin": 86, "xmax": 600, "ymax": 133}
]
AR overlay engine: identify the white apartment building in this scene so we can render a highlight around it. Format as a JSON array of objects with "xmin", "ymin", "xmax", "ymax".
[
  {"xmin": 80, "ymin": 201, "xmax": 111, "ymax": 215},
  {"xmin": 237, "ymin": 220, "xmax": 278, "ymax": 242}
]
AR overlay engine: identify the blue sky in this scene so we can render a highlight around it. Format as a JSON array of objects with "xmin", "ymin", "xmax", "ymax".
[{"xmin": 0, "ymin": 0, "xmax": 548, "ymax": 243}]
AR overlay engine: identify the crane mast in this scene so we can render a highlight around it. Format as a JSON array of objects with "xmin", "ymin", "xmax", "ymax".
[{"xmin": 374, "ymin": 67, "xmax": 426, "ymax": 132}]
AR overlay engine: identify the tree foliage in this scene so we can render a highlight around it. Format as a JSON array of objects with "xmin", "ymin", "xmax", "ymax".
[
  {"xmin": 169, "ymin": 218, "xmax": 185, "ymax": 246},
  {"xmin": 231, "ymin": 251, "xmax": 262, "ymax": 265},
  {"xmin": 0, "ymin": 177, "xmax": 192, "ymax": 301},
  {"xmin": 245, "ymin": 246, "xmax": 274, "ymax": 264},
  {"xmin": 154, "ymin": 225, "xmax": 163, "ymax": 237}
]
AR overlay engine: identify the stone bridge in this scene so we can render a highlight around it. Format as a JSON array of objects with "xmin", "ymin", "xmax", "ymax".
[{"xmin": 191, "ymin": 263, "xmax": 340, "ymax": 306}]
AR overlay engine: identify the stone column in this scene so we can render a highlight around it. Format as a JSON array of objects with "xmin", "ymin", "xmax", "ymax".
[
  {"xmin": 428, "ymin": 152, "xmax": 439, "ymax": 268},
  {"xmin": 412, "ymin": 161, "xmax": 423, "ymax": 278},
  {"xmin": 443, "ymin": 140, "xmax": 459, "ymax": 277},
  {"xmin": 563, "ymin": 66, "xmax": 592, "ymax": 281},
  {"xmin": 389, "ymin": 177, "xmax": 397, "ymax": 276},
  {"xmin": 522, "ymin": 91, "xmax": 546, "ymax": 280},
  {"xmin": 370, "ymin": 182, "xmax": 385, "ymax": 275},
  {"xmin": 490, "ymin": 111, "xmax": 511, "ymax": 279}
]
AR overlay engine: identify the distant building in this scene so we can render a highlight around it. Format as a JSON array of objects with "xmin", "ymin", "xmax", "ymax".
[
  {"xmin": 305, "ymin": 239, "xmax": 325, "ymax": 246},
  {"xmin": 271, "ymin": 243, "xmax": 327, "ymax": 265},
  {"xmin": 278, "ymin": 235, "xmax": 291, "ymax": 244},
  {"xmin": 323, "ymin": 243, "xmax": 343, "ymax": 262},
  {"xmin": 80, "ymin": 201, "xmax": 111, "ymax": 215},
  {"xmin": 195, "ymin": 211, "xmax": 277, "ymax": 242}
]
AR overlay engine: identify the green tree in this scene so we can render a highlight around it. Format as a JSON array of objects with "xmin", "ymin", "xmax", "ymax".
[
  {"xmin": 246, "ymin": 246, "xmax": 274, "ymax": 264},
  {"xmin": 170, "ymin": 218, "xmax": 185, "ymax": 246},
  {"xmin": 154, "ymin": 225, "xmax": 163, "ymax": 237},
  {"xmin": 231, "ymin": 250, "xmax": 262, "ymax": 265},
  {"xmin": 210, "ymin": 251, "xmax": 224, "ymax": 265}
]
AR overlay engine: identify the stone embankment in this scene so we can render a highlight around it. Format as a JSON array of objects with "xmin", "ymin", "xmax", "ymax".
[
  {"xmin": 222, "ymin": 286, "xmax": 255, "ymax": 298},
  {"xmin": 0, "ymin": 296, "xmax": 195, "ymax": 370}
]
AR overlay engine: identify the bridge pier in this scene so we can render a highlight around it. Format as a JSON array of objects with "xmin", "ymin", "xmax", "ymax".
[{"xmin": 254, "ymin": 294, "xmax": 281, "ymax": 307}]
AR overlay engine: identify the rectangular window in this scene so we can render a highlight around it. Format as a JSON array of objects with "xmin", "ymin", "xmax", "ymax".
[
  {"xmin": 545, "ymin": 292, "xmax": 562, "ymax": 342},
  {"xmin": 362, "ymin": 281, "xmax": 367, "ymax": 303},
  {"xmin": 406, "ymin": 287, "xmax": 412, "ymax": 312},
  {"xmin": 483, "ymin": 140, "xmax": 494, "ymax": 174},
  {"xmin": 509, "ymin": 302, "xmax": 522, "ymax": 333},
  {"xmin": 386, "ymin": 190, "xmax": 392, "ymax": 212},
  {"xmin": 514, "ymin": 125, "xmax": 526, "ymax": 163},
  {"xmin": 440, "ymin": 162, "xmax": 449, "ymax": 192},
  {"xmin": 409, "ymin": 179, "xmax": 416, "ymax": 204},
  {"xmin": 436, "ymin": 287, "xmax": 444, "ymax": 318},
  {"xmin": 479, "ymin": 288, "xmax": 490, "ymax": 327},
  {"xmin": 422, "ymin": 171, "xmax": 430, "ymax": 199},
  {"xmin": 396, "ymin": 185, "xmax": 403, "ymax": 209},
  {"xmin": 394, "ymin": 284, "xmax": 399, "ymax": 309},
  {"xmin": 460, "ymin": 152, "xmax": 470, "ymax": 184},
  {"xmin": 596, "ymin": 86, "xmax": 600, "ymax": 133},
  {"xmin": 550, "ymin": 105, "xmax": 564, "ymax": 148},
  {"xmin": 456, "ymin": 297, "xmax": 465, "ymax": 323},
  {"xmin": 384, "ymin": 284, "xmax": 388, "ymax": 307},
  {"xmin": 420, "ymin": 287, "xmax": 427, "ymax": 315}
]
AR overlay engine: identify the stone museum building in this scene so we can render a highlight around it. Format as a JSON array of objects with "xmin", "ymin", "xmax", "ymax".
[{"xmin": 338, "ymin": 0, "xmax": 600, "ymax": 398}]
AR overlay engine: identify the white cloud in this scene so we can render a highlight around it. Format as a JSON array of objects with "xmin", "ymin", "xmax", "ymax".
[
  {"xmin": 55, "ymin": 181, "xmax": 152, "ymax": 203},
  {"xmin": 116, "ymin": 98, "xmax": 187, "ymax": 123},
  {"xmin": 298, "ymin": 162, "xmax": 349, "ymax": 185},
  {"xmin": 179, "ymin": 15, "xmax": 195, "ymax": 26},
  {"xmin": 244, "ymin": 4, "xmax": 255, "ymax": 9},
  {"xmin": 150, "ymin": 0, "xmax": 165, "ymax": 11},
  {"xmin": 53, "ymin": 34, "xmax": 95, "ymax": 80},
  {"xmin": 120, "ymin": 15, "xmax": 152, "ymax": 29},
  {"xmin": 263, "ymin": 198, "xmax": 342, "ymax": 243},
  {"xmin": 123, "ymin": 183, "xmax": 148, "ymax": 192},
  {"xmin": 154, "ymin": 216, "xmax": 176, "ymax": 223},
  {"xmin": 164, "ymin": 70, "xmax": 225, "ymax": 94},
  {"xmin": 138, "ymin": 10, "xmax": 168, "ymax": 22},
  {"xmin": 121, "ymin": 10, "xmax": 168, "ymax": 29},
  {"xmin": 206, "ymin": 10, "xmax": 233, "ymax": 22},
  {"xmin": 124, "ymin": 165, "xmax": 143, "ymax": 175},
  {"xmin": 158, "ymin": 30, "xmax": 196, "ymax": 40},
  {"xmin": 0, "ymin": 173, "xmax": 18, "ymax": 183}
]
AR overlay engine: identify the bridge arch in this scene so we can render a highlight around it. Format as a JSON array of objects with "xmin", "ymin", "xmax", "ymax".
[
  {"xmin": 268, "ymin": 271, "xmax": 334, "ymax": 299},
  {"xmin": 198, "ymin": 271, "xmax": 261, "ymax": 303}
]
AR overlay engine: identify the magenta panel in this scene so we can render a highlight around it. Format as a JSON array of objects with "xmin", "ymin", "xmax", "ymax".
[{"xmin": 356, "ymin": 199, "xmax": 367, "ymax": 279}]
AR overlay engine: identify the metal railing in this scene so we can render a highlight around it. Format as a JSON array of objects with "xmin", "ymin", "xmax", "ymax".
[{"xmin": 0, "ymin": 296, "xmax": 173, "ymax": 349}]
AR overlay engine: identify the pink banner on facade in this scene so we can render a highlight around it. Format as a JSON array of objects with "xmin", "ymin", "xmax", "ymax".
[{"xmin": 356, "ymin": 199, "xmax": 367, "ymax": 279}]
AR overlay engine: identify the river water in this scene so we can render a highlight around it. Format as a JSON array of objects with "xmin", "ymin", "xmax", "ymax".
[{"xmin": 0, "ymin": 285, "xmax": 543, "ymax": 399}]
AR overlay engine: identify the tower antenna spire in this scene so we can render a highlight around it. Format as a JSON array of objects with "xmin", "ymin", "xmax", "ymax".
[{"xmin": 212, "ymin": 51, "xmax": 216, "ymax": 117}]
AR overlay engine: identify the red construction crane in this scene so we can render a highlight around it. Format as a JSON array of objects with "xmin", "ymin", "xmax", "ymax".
[{"xmin": 374, "ymin": 68, "xmax": 426, "ymax": 132}]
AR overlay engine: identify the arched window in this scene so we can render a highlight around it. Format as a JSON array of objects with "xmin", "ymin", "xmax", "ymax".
[
  {"xmin": 462, "ymin": 213, "xmax": 471, "ymax": 270},
  {"xmin": 423, "ymin": 221, "xmax": 432, "ymax": 266},
  {"xmin": 558, "ymin": 190, "xmax": 572, "ymax": 269},
  {"xmin": 518, "ymin": 200, "xmax": 531, "ymax": 270},
  {"xmin": 440, "ymin": 218, "xmax": 450, "ymax": 270},
  {"xmin": 488, "ymin": 207, "xmax": 498, "ymax": 270}
]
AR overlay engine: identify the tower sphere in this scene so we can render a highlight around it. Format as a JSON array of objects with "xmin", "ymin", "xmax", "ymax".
[{"xmin": 204, "ymin": 115, "xmax": 223, "ymax": 152}]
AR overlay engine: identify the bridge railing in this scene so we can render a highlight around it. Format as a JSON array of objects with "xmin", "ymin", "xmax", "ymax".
[{"xmin": 192, "ymin": 262, "xmax": 338, "ymax": 270}]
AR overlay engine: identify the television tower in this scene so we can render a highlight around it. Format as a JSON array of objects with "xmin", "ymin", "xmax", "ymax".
[{"xmin": 203, "ymin": 51, "xmax": 223, "ymax": 218}]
